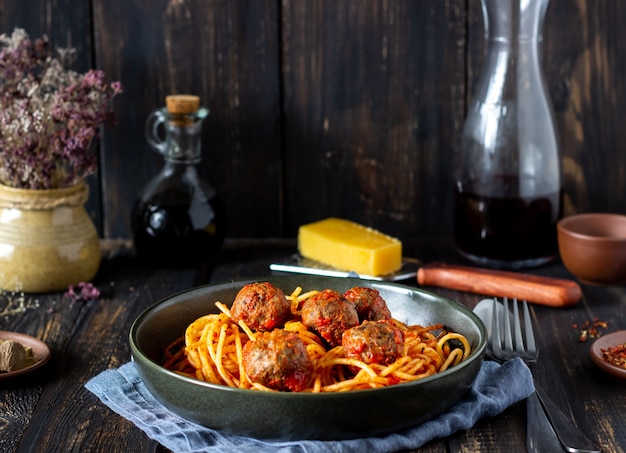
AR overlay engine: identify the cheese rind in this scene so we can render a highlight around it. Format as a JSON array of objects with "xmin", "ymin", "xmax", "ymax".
[{"xmin": 297, "ymin": 218, "xmax": 402, "ymax": 276}]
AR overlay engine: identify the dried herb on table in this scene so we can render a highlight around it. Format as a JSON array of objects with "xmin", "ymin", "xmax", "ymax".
[
  {"xmin": 65, "ymin": 282, "xmax": 100, "ymax": 302},
  {"xmin": 0, "ymin": 291, "xmax": 39, "ymax": 318}
]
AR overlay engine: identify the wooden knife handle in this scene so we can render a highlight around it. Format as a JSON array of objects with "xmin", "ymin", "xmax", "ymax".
[{"xmin": 417, "ymin": 262, "xmax": 581, "ymax": 307}]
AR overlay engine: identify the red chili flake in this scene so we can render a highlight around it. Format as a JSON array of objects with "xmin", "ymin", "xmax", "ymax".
[
  {"xmin": 572, "ymin": 318, "xmax": 608, "ymax": 342},
  {"xmin": 601, "ymin": 343, "xmax": 626, "ymax": 369}
]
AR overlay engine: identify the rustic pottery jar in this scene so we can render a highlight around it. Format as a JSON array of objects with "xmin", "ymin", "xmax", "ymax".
[{"xmin": 0, "ymin": 182, "xmax": 100, "ymax": 293}]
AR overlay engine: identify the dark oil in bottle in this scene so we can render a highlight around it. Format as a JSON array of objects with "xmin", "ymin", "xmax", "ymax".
[
  {"xmin": 454, "ymin": 175, "xmax": 562, "ymax": 269},
  {"xmin": 131, "ymin": 189, "xmax": 226, "ymax": 268}
]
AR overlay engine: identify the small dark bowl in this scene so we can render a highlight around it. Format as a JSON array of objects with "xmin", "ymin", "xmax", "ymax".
[
  {"xmin": 557, "ymin": 213, "xmax": 626, "ymax": 285},
  {"xmin": 130, "ymin": 275, "xmax": 486, "ymax": 441}
]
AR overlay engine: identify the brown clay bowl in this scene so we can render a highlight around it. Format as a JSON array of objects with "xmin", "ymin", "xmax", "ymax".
[{"xmin": 557, "ymin": 213, "xmax": 626, "ymax": 285}]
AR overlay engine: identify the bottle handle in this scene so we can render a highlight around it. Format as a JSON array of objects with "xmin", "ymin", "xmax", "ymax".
[{"xmin": 145, "ymin": 110, "xmax": 167, "ymax": 154}]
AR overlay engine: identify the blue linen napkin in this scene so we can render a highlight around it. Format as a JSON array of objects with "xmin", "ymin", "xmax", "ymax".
[{"xmin": 85, "ymin": 358, "xmax": 533, "ymax": 453}]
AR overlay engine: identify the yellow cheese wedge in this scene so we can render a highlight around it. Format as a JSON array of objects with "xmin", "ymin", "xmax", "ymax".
[{"xmin": 297, "ymin": 218, "xmax": 402, "ymax": 277}]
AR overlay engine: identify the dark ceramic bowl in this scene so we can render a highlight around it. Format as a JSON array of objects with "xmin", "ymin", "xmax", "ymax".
[
  {"xmin": 129, "ymin": 275, "xmax": 487, "ymax": 441},
  {"xmin": 557, "ymin": 213, "xmax": 626, "ymax": 285}
]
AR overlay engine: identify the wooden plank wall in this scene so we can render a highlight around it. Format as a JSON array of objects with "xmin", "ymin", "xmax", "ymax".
[{"xmin": 1, "ymin": 0, "xmax": 625, "ymax": 241}]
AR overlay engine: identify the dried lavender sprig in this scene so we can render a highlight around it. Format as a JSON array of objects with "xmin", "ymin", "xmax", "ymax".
[{"xmin": 0, "ymin": 28, "xmax": 122, "ymax": 190}]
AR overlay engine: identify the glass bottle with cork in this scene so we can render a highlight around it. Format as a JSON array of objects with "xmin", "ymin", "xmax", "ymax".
[
  {"xmin": 454, "ymin": 0, "xmax": 562, "ymax": 270},
  {"xmin": 131, "ymin": 94, "xmax": 226, "ymax": 267}
]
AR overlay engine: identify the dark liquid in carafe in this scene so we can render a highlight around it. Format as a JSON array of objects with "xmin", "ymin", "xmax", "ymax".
[
  {"xmin": 454, "ymin": 176, "xmax": 561, "ymax": 268},
  {"xmin": 131, "ymin": 190, "xmax": 225, "ymax": 267}
]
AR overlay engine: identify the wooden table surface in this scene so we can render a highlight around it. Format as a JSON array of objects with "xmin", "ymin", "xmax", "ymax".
[{"xmin": 1, "ymin": 238, "xmax": 624, "ymax": 453}]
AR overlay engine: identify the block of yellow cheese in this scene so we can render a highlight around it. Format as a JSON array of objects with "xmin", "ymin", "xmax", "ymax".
[{"xmin": 297, "ymin": 218, "xmax": 402, "ymax": 277}]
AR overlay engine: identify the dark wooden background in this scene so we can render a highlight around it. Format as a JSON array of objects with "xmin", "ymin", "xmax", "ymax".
[{"xmin": 1, "ymin": 0, "xmax": 625, "ymax": 241}]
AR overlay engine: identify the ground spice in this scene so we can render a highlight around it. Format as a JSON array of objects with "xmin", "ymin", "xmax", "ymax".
[
  {"xmin": 0, "ymin": 340, "xmax": 35, "ymax": 372},
  {"xmin": 601, "ymin": 343, "xmax": 626, "ymax": 369},
  {"xmin": 572, "ymin": 318, "xmax": 608, "ymax": 342}
]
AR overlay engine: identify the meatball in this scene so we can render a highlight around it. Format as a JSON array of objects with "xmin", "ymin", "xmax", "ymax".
[
  {"xmin": 343, "ymin": 287, "xmax": 392, "ymax": 322},
  {"xmin": 342, "ymin": 320, "xmax": 404, "ymax": 365},
  {"xmin": 230, "ymin": 282, "xmax": 291, "ymax": 331},
  {"xmin": 242, "ymin": 329, "xmax": 313, "ymax": 392},
  {"xmin": 301, "ymin": 289, "xmax": 359, "ymax": 347}
]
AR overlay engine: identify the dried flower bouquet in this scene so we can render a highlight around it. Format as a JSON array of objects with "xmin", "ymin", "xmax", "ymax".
[{"xmin": 0, "ymin": 28, "xmax": 122, "ymax": 190}]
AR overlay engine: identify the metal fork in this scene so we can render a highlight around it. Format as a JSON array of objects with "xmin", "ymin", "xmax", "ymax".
[{"xmin": 490, "ymin": 298, "xmax": 599, "ymax": 453}]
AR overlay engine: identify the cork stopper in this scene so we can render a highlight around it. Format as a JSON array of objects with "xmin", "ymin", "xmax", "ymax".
[{"xmin": 165, "ymin": 95, "xmax": 200, "ymax": 114}]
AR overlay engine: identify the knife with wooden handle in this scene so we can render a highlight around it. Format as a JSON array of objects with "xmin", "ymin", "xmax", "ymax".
[{"xmin": 417, "ymin": 262, "xmax": 582, "ymax": 307}]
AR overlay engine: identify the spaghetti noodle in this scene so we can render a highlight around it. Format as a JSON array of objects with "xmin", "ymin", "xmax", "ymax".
[{"xmin": 162, "ymin": 286, "xmax": 472, "ymax": 392}]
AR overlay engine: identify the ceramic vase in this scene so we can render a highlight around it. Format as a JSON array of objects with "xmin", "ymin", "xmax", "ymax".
[{"xmin": 0, "ymin": 182, "xmax": 100, "ymax": 293}]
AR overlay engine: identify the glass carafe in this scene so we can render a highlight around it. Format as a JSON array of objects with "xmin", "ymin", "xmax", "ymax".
[
  {"xmin": 131, "ymin": 95, "xmax": 226, "ymax": 267},
  {"xmin": 454, "ymin": 0, "xmax": 561, "ymax": 270}
]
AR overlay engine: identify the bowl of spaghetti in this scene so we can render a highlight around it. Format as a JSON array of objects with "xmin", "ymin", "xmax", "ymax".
[{"xmin": 130, "ymin": 275, "xmax": 487, "ymax": 441}]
